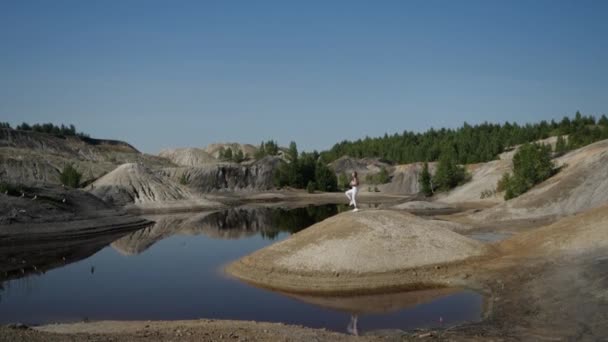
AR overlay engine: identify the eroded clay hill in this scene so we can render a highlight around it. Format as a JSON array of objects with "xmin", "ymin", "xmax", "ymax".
[
  {"xmin": 227, "ymin": 209, "xmax": 489, "ymax": 293},
  {"xmin": 90, "ymin": 163, "xmax": 222, "ymax": 210},
  {"xmin": 160, "ymin": 156, "xmax": 281, "ymax": 192},
  {"xmin": 0, "ymin": 128, "xmax": 172, "ymax": 185}
]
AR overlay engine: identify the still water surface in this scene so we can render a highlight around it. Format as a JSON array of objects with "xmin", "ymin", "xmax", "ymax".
[{"xmin": 0, "ymin": 205, "xmax": 482, "ymax": 334}]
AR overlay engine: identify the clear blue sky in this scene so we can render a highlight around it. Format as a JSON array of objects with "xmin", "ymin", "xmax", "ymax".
[{"xmin": 1, "ymin": 0, "xmax": 607, "ymax": 153}]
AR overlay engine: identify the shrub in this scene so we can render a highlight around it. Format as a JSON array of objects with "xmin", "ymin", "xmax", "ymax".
[
  {"xmin": 179, "ymin": 174, "xmax": 189, "ymax": 185},
  {"xmin": 337, "ymin": 173, "xmax": 349, "ymax": 191},
  {"xmin": 496, "ymin": 172, "xmax": 511, "ymax": 193},
  {"xmin": 480, "ymin": 189, "xmax": 496, "ymax": 199},
  {"xmin": 306, "ymin": 181, "xmax": 315, "ymax": 193},
  {"xmin": 0, "ymin": 182, "xmax": 23, "ymax": 196},
  {"xmin": 59, "ymin": 164, "xmax": 82, "ymax": 188},
  {"xmin": 554, "ymin": 135, "xmax": 569, "ymax": 156}
]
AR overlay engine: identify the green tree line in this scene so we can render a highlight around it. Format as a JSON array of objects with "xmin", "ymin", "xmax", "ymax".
[
  {"xmin": 320, "ymin": 112, "xmax": 608, "ymax": 165},
  {"xmin": 8, "ymin": 122, "xmax": 90, "ymax": 138}
]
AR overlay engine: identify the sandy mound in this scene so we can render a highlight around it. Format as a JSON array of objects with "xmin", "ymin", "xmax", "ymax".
[
  {"xmin": 227, "ymin": 210, "xmax": 489, "ymax": 293},
  {"xmin": 474, "ymin": 139, "xmax": 608, "ymax": 221},
  {"xmin": 158, "ymin": 148, "xmax": 218, "ymax": 167},
  {"xmin": 90, "ymin": 163, "xmax": 193, "ymax": 206}
]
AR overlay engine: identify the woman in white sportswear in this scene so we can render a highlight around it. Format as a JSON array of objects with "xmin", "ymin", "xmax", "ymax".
[{"xmin": 345, "ymin": 171, "xmax": 359, "ymax": 212}]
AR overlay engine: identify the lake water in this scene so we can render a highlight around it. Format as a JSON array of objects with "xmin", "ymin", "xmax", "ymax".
[{"xmin": 0, "ymin": 204, "xmax": 483, "ymax": 335}]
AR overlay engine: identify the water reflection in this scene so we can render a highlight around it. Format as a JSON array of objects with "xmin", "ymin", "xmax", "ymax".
[
  {"xmin": 0, "ymin": 204, "xmax": 483, "ymax": 333},
  {"xmin": 279, "ymin": 287, "xmax": 475, "ymax": 335},
  {"xmin": 0, "ymin": 229, "xmax": 138, "ymax": 284},
  {"xmin": 113, "ymin": 205, "xmax": 349, "ymax": 255}
]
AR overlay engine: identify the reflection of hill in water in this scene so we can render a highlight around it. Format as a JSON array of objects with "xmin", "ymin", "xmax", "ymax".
[
  {"xmin": 0, "ymin": 229, "xmax": 137, "ymax": 284},
  {"xmin": 112, "ymin": 205, "xmax": 342, "ymax": 255},
  {"xmin": 283, "ymin": 287, "xmax": 461, "ymax": 314}
]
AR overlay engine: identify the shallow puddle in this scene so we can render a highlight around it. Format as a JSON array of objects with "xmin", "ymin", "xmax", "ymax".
[{"xmin": 0, "ymin": 205, "xmax": 483, "ymax": 334}]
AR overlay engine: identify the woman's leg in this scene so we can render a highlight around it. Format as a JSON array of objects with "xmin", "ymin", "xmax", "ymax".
[
  {"xmin": 345, "ymin": 188, "xmax": 353, "ymax": 205},
  {"xmin": 352, "ymin": 187, "xmax": 358, "ymax": 209}
]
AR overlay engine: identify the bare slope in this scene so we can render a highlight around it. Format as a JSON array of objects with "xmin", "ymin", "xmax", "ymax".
[
  {"xmin": 379, "ymin": 162, "xmax": 437, "ymax": 194},
  {"xmin": 473, "ymin": 139, "xmax": 608, "ymax": 221},
  {"xmin": 160, "ymin": 156, "xmax": 280, "ymax": 192},
  {"xmin": 227, "ymin": 209, "xmax": 489, "ymax": 293}
]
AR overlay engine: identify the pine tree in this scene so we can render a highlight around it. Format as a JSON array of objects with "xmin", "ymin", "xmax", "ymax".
[
  {"xmin": 287, "ymin": 141, "xmax": 298, "ymax": 163},
  {"xmin": 502, "ymin": 143, "xmax": 555, "ymax": 200},
  {"xmin": 233, "ymin": 149, "xmax": 245, "ymax": 163},
  {"xmin": 223, "ymin": 148, "xmax": 233, "ymax": 161},
  {"xmin": 419, "ymin": 162, "xmax": 433, "ymax": 196},
  {"xmin": 555, "ymin": 135, "xmax": 568, "ymax": 155},
  {"xmin": 314, "ymin": 162, "xmax": 337, "ymax": 192}
]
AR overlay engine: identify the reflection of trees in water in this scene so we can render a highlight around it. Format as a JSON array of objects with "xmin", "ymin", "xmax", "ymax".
[
  {"xmin": 266, "ymin": 205, "xmax": 345, "ymax": 239},
  {"xmin": 197, "ymin": 204, "xmax": 345, "ymax": 240}
]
